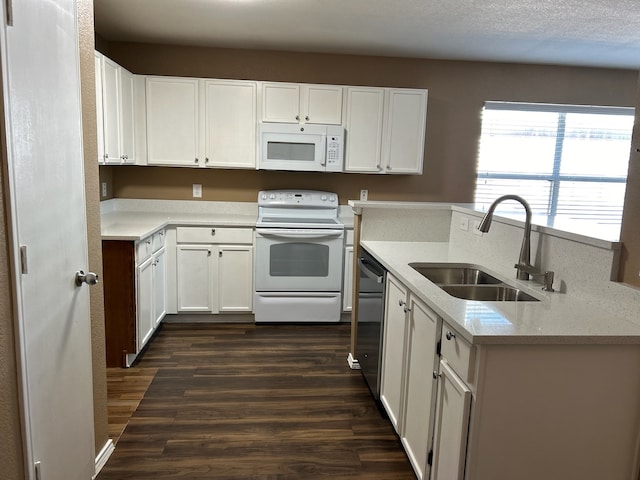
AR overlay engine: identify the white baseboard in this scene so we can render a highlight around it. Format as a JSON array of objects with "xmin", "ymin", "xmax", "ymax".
[
  {"xmin": 347, "ymin": 352, "xmax": 361, "ymax": 370},
  {"xmin": 93, "ymin": 438, "xmax": 115, "ymax": 479}
]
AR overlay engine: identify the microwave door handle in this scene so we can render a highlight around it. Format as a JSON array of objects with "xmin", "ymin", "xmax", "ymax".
[{"xmin": 358, "ymin": 257, "xmax": 385, "ymax": 283}]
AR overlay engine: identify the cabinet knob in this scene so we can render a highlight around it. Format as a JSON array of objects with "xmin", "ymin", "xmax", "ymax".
[
  {"xmin": 446, "ymin": 331, "xmax": 456, "ymax": 341},
  {"xmin": 376, "ymin": 164, "xmax": 381, "ymax": 171},
  {"xmin": 398, "ymin": 299, "xmax": 405, "ymax": 307},
  {"xmin": 195, "ymin": 158, "xmax": 199, "ymax": 163},
  {"xmin": 211, "ymin": 228, "xmax": 216, "ymax": 236},
  {"xmin": 205, "ymin": 157, "xmax": 209, "ymax": 164},
  {"xmin": 403, "ymin": 305, "xmax": 411, "ymax": 313},
  {"xmin": 305, "ymin": 115, "xmax": 309, "ymax": 121},
  {"xmin": 219, "ymin": 251, "xmax": 223, "ymax": 257},
  {"xmin": 295, "ymin": 115, "xmax": 300, "ymax": 121},
  {"xmin": 432, "ymin": 370, "xmax": 440, "ymax": 379},
  {"xmin": 386, "ymin": 165, "xmax": 392, "ymax": 170},
  {"xmin": 207, "ymin": 250, "xmax": 211, "ymax": 256}
]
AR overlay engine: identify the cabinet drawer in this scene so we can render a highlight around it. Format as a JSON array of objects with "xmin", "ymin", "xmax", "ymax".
[
  {"xmin": 345, "ymin": 229, "xmax": 354, "ymax": 246},
  {"xmin": 152, "ymin": 229, "xmax": 165, "ymax": 252},
  {"xmin": 441, "ymin": 322, "xmax": 475, "ymax": 383},
  {"xmin": 136, "ymin": 236, "xmax": 153, "ymax": 264},
  {"xmin": 176, "ymin": 227, "xmax": 253, "ymax": 244}
]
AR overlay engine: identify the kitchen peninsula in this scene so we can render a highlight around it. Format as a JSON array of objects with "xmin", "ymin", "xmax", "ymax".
[{"xmin": 349, "ymin": 200, "xmax": 640, "ymax": 480}]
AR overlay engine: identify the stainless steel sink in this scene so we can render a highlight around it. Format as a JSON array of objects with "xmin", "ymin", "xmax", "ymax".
[
  {"xmin": 409, "ymin": 263, "xmax": 501, "ymax": 285},
  {"xmin": 409, "ymin": 262, "xmax": 540, "ymax": 302},
  {"xmin": 441, "ymin": 285, "xmax": 539, "ymax": 302}
]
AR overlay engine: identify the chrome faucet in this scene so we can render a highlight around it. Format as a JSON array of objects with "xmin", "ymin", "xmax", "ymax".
[{"xmin": 478, "ymin": 195, "xmax": 555, "ymax": 291}]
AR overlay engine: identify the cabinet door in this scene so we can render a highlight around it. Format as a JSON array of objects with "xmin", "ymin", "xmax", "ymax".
[
  {"xmin": 119, "ymin": 67, "xmax": 136, "ymax": 164},
  {"xmin": 204, "ymin": 80, "xmax": 257, "ymax": 168},
  {"xmin": 102, "ymin": 56, "xmax": 122, "ymax": 164},
  {"xmin": 342, "ymin": 246, "xmax": 354, "ymax": 311},
  {"xmin": 176, "ymin": 245, "xmax": 216, "ymax": 312},
  {"xmin": 301, "ymin": 84, "xmax": 343, "ymax": 125},
  {"xmin": 382, "ymin": 89, "xmax": 427, "ymax": 174},
  {"xmin": 137, "ymin": 256, "xmax": 154, "ymax": 350},
  {"xmin": 402, "ymin": 296, "xmax": 441, "ymax": 480},
  {"xmin": 218, "ymin": 245, "xmax": 253, "ymax": 312},
  {"xmin": 262, "ymin": 82, "xmax": 300, "ymax": 123},
  {"xmin": 146, "ymin": 77, "xmax": 200, "ymax": 166},
  {"xmin": 343, "ymin": 87, "xmax": 385, "ymax": 173},
  {"xmin": 431, "ymin": 360, "xmax": 472, "ymax": 480},
  {"xmin": 380, "ymin": 274, "xmax": 408, "ymax": 432},
  {"xmin": 153, "ymin": 247, "xmax": 167, "ymax": 326},
  {"xmin": 94, "ymin": 52, "xmax": 105, "ymax": 164}
]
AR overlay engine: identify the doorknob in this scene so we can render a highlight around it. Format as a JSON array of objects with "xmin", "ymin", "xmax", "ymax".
[{"xmin": 75, "ymin": 270, "xmax": 99, "ymax": 287}]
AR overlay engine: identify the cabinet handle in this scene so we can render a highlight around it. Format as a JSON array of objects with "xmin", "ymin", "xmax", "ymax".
[
  {"xmin": 211, "ymin": 228, "xmax": 216, "ymax": 236},
  {"xmin": 305, "ymin": 115, "xmax": 309, "ymax": 121},
  {"xmin": 398, "ymin": 299, "xmax": 405, "ymax": 307},
  {"xmin": 159, "ymin": 232, "xmax": 164, "ymax": 236},
  {"xmin": 446, "ymin": 331, "xmax": 456, "ymax": 341},
  {"xmin": 146, "ymin": 240, "xmax": 151, "ymax": 245},
  {"xmin": 403, "ymin": 305, "xmax": 411, "ymax": 313},
  {"xmin": 432, "ymin": 370, "xmax": 441, "ymax": 379}
]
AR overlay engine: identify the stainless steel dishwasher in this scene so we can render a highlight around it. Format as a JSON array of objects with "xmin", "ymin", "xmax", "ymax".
[{"xmin": 356, "ymin": 249, "xmax": 387, "ymax": 400}]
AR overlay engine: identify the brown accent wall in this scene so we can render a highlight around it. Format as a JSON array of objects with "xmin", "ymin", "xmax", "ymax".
[
  {"xmin": 620, "ymin": 73, "xmax": 640, "ymax": 286},
  {"xmin": 79, "ymin": 0, "xmax": 109, "ymax": 456},
  {"xmin": 101, "ymin": 42, "xmax": 640, "ymax": 286}
]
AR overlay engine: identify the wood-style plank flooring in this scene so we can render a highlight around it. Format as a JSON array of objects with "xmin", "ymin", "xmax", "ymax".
[{"xmin": 97, "ymin": 323, "xmax": 416, "ymax": 480}]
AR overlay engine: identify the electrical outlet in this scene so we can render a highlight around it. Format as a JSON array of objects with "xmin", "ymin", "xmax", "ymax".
[
  {"xmin": 192, "ymin": 184, "xmax": 202, "ymax": 198},
  {"xmin": 472, "ymin": 220, "xmax": 483, "ymax": 236},
  {"xmin": 101, "ymin": 182, "xmax": 107, "ymax": 197},
  {"xmin": 459, "ymin": 217, "xmax": 469, "ymax": 231},
  {"xmin": 360, "ymin": 189, "xmax": 368, "ymax": 201}
]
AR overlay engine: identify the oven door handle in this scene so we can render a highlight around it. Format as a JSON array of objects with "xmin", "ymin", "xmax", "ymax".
[
  {"xmin": 256, "ymin": 228, "xmax": 344, "ymax": 239},
  {"xmin": 358, "ymin": 257, "xmax": 385, "ymax": 283}
]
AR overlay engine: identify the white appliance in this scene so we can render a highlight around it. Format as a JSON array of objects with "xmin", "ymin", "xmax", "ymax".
[
  {"xmin": 259, "ymin": 123, "xmax": 344, "ymax": 172},
  {"xmin": 255, "ymin": 190, "xmax": 345, "ymax": 323}
]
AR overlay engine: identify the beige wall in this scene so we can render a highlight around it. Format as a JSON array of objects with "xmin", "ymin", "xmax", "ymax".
[
  {"xmin": 99, "ymin": 42, "xmax": 640, "ymax": 286},
  {"xmin": 620, "ymin": 73, "xmax": 640, "ymax": 286},
  {"xmin": 78, "ymin": 0, "xmax": 109, "ymax": 455}
]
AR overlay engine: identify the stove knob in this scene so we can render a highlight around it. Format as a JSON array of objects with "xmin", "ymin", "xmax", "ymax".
[
  {"xmin": 329, "ymin": 195, "xmax": 336, "ymax": 202},
  {"xmin": 261, "ymin": 194, "xmax": 267, "ymax": 200},
  {"xmin": 321, "ymin": 195, "xmax": 327, "ymax": 201},
  {"xmin": 269, "ymin": 193, "xmax": 276, "ymax": 200}
]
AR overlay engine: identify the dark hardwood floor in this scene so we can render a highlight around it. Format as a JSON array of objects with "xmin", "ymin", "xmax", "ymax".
[{"xmin": 97, "ymin": 323, "xmax": 416, "ymax": 480}]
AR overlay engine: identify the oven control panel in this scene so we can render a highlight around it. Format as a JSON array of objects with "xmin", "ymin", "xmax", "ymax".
[{"xmin": 258, "ymin": 190, "xmax": 338, "ymax": 206}]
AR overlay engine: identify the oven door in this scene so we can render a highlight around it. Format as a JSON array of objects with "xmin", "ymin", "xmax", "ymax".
[{"xmin": 255, "ymin": 228, "xmax": 344, "ymax": 291}]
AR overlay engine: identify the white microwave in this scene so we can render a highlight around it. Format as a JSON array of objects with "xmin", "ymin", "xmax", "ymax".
[{"xmin": 259, "ymin": 123, "xmax": 344, "ymax": 172}]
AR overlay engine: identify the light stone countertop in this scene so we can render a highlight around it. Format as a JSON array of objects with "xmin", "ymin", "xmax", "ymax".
[
  {"xmin": 362, "ymin": 240, "xmax": 640, "ymax": 346},
  {"xmin": 100, "ymin": 199, "xmax": 355, "ymax": 240}
]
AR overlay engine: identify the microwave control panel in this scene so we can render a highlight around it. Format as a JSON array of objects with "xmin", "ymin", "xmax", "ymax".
[{"xmin": 325, "ymin": 126, "xmax": 344, "ymax": 172}]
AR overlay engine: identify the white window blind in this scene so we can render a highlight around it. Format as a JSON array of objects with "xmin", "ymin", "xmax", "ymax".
[{"xmin": 475, "ymin": 102, "xmax": 634, "ymax": 232}]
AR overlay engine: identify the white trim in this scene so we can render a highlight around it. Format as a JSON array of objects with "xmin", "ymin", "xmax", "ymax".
[
  {"xmin": 347, "ymin": 352, "xmax": 361, "ymax": 370},
  {"xmin": 93, "ymin": 439, "xmax": 115, "ymax": 479}
]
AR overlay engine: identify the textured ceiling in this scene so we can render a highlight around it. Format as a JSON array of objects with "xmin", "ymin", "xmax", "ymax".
[{"xmin": 93, "ymin": 0, "xmax": 640, "ymax": 69}]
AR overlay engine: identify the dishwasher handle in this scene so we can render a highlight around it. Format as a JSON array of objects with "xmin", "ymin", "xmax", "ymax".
[{"xmin": 358, "ymin": 257, "xmax": 385, "ymax": 283}]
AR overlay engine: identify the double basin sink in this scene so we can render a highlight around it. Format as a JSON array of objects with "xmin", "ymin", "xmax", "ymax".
[{"xmin": 409, "ymin": 263, "xmax": 539, "ymax": 302}]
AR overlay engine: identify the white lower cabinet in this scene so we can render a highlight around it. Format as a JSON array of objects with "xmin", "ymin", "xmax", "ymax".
[
  {"xmin": 431, "ymin": 359, "xmax": 472, "ymax": 480},
  {"xmin": 176, "ymin": 227, "xmax": 254, "ymax": 314},
  {"xmin": 137, "ymin": 255, "xmax": 154, "ymax": 348},
  {"xmin": 380, "ymin": 274, "xmax": 409, "ymax": 431},
  {"xmin": 401, "ymin": 295, "xmax": 441, "ymax": 480}
]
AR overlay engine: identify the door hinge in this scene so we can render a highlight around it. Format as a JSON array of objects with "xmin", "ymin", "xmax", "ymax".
[
  {"xmin": 436, "ymin": 339, "xmax": 442, "ymax": 356},
  {"xmin": 5, "ymin": 0, "xmax": 13, "ymax": 26},
  {"xmin": 427, "ymin": 449, "xmax": 433, "ymax": 466},
  {"xmin": 34, "ymin": 461, "xmax": 42, "ymax": 480},
  {"xmin": 19, "ymin": 245, "xmax": 28, "ymax": 274}
]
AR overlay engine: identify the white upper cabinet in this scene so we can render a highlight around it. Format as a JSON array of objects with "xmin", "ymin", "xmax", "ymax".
[
  {"xmin": 98, "ymin": 55, "xmax": 136, "ymax": 164},
  {"xmin": 262, "ymin": 82, "xmax": 343, "ymax": 125},
  {"xmin": 146, "ymin": 77, "xmax": 258, "ymax": 169},
  {"xmin": 343, "ymin": 87, "xmax": 385, "ymax": 173},
  {"xmin": 204, "ymin": 80, "xmax": 257, "ymax": 169},
  {"xmin": 94, "ymin": 52, "xmax": 105, "ymax": 164},
  {"xmin": 383, "ymin": 89, "xmax": 428, "ymax": 174},
  {"xmin": 344, "ymin": 87, "xmax": 428, "ymax": 174},
  {"xmin": 146, "ymin": 76, "xmax": 200, "ymax": 166}
]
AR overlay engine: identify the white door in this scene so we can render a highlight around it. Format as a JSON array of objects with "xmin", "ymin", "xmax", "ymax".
[
  {"xmin": 262, "ymin": 82, "xmax": 300, "ymax": 122},
  {"xmin": 176, "ymin": 244, "xmax": 216, "ymax": 312},
  {"xmin": 1, "ymin": 0, "xmax": 96, "ymax": 479},
  {"xmin": 102, "ymin": 56, "xmax": 122, "ymax": 164},
  {"xmin": 119, "ymin": 66, "xmax": 136, "ymax": 164},
  {"xmin": 218, "ymin": 245, "xmax": 253, "ymax": 312},
  {"xmin": 431, "ymin": 360, "xmax": 472, "ymax": 480},
  {"xmin": 204, "ymin": 80, "xmax": 257, "ymax": 168},
  {"xmin": 343, "ymin": 87, "xmax": 385, "ymax": 173},
  {"xmin": 301, "ymin": 85, "xmax": 343, "ymax": 125},
  {"xmin": 137, "ymin": 256, "xmax": 154, "ymax": 349},
  {"xmin": 153, "ymin": 247, "xmax": 167, "ymax": 325}
]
